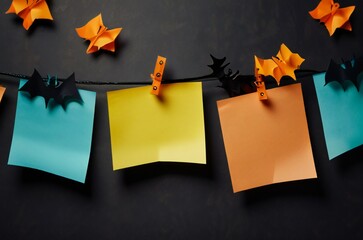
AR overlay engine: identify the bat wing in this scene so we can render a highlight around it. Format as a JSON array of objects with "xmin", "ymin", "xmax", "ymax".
[
  {"xmin": 19, "ymin": 69, "xmax": 52, "ymax": 106},
  {"xmin": 343, "ymin": 56, "xmax": 363, "ymax": 90},
  {"xmin": 55, "ymin": 73, "xmax": 82, "ymax": 108},
  {"xmin": 325, "ymin": 59, "xmax": 346, "ymax": 87}
]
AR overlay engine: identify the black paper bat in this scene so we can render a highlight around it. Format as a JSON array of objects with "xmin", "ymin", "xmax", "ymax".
[
  {"xmin": 325, "ymin": 56, "xmax": 363, "ymax": 91},
  {"xmin": 19, "ymin": 69, "xmax": 82, "ymax": 108},
  {"xmin": 208, "ymin": 55, "xmax": 256, "ymax": 97}
]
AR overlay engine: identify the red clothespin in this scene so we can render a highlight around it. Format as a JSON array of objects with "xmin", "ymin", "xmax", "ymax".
[
  {"xmin": 150, "ymin": 56, "xmax": 167, "ymax": 95},
  {"xmin": 254, "ymin": 67, "xmax": 268, "ymax": 100}
]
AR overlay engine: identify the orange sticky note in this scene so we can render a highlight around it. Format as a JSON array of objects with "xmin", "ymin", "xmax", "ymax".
[
  {"xmin": 75, "ymin": 14, "xmax": 122, "ymax": 54},
  {"xmin": 255, "ymin": 44, "xmax": 304, "ymax": 85},
  {"xmin": 309, "ymin": 0, "xmax": 355, "ymax": 36},
  {"xmin": 217, "ymin": 83, "xmax": 317, "ymax": 192},
  {"xmin": 6, "ymin": 0, "xmax": 53, "ymax": 30},
  {"xmin": 0, "ymin": 86, "xmax": 5, "ymax": 102}
]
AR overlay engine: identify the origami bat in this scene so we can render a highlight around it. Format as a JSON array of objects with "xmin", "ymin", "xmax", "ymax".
[
  {"xmin": 325, "ymin": 57, "xmax": 363, "ymax": 91},
  {"xmin": 6, "ymin": 0, "xmax": 53, "ymax": 30},
  {"xmin": 19, "ymin": 69, "xmax": 82, "ymax": 108},
  {"xmin": 75, "ymin": 14, "xmax": 122, "ymax": 54},
  {"xmin": 309, "ymin": 0, "xmax": 355, "ymax": 36},
  {"xmin": 208, "ymin": 55, "xmax": 256, "ymax": 97},
  {"xmin": 254, "ymin": 44, "xmax": 305, "ymax": 85}
]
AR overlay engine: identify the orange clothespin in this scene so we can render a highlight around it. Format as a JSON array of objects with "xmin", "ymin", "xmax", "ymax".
[
  {"xmin": 0, "ymin": 85, "xmax": 5, "ymax": 103},
  {"xmin": 150, "ymin": 56, "xmax": 167, "ymax": 95},
  {"xmin": 254, "ymin": 67, "xmax": 268, "ymax": 101}
]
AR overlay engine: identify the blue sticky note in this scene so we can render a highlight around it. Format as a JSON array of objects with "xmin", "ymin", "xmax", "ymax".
[
  {"xmin": 313, "ymin": 73, "xmax": 363, "ymax": 160},
  {"xmin": 8, "ymin": 80, "xmax": 96, "ymax": 183}
]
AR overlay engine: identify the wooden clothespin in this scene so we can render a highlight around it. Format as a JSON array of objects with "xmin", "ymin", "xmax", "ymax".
[
  {"xmin": 150, "ymin": 56, "xmax": 167, "ymax": 95},
  {"xmin": 254, "ymin": 67, "xmax": 268, "ymax": 100}
]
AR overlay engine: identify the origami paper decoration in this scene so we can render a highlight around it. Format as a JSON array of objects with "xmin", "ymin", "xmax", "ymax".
[
  {"xmin": 0, "ymin": 86, "xmax": 5, "ymax": 102},
  {"xmin": 76, "ymin": 14, "xmax": 122, "ymax": 54},
  {"xmin": 309, "ymin": 0, "xmax": 355, "ymax": 36},
  {"xmin": 6, "ymin": 0, "xmax": 53, "ymax": 30},
  {"xmin": 217, "ymin": 83, "xmax": 317, "ymax": 192},
  {"xmin": 325, "ymin": 57, "xmax": 363, "ymax": 91},
  {"xmin": 255, "ymin": 44, "xmax": 305, "ymax": 85},
  {"xmin": 19, "ymin": 69, "xmax": 82, "ymax": 108},
  {"xmin": 107, "ymin": 82, "xmax": 206, "ymax": 169},
  {"xmin": 208, "ymin": 55, "xmax": 256, "ymax": 97},
  {"xmin": 313, "ymin": 71, "xmax": 363, "ymax": 160},
  {"xmin": 8, "ymin": 80, "xmax": 96, "ymax": 183}
]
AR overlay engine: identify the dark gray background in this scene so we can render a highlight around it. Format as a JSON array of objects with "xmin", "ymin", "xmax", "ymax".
[{"xmin": 1, "ymin": 0, "xmax": 363, "ymax": 239}]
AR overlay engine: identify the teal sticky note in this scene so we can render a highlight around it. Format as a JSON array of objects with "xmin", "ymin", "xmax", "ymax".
[
  {"xmin": 313, "ymin": 73, "xmax": 363, "ymax": 160},
  {"xmin": 8, "ymin": 80, "xmax": 96, "ymax": 183}
]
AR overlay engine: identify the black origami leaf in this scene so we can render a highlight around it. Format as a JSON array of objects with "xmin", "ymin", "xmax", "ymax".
[
  {"xmin": 19, "ymin": 69, "xmax": 83, "ymax": 108},
  {"xmin": 325, "ymin": 56, "xmax": 363, "ymax": 91},
  {"xmin": 208, "ymin": 55, "xmax": 256, "ymax": 97}
]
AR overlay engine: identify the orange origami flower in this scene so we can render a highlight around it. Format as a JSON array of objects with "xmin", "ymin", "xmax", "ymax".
[
  {"xmin": 75, "ymin": 14, "xmax": 122, "ymax": 54},
  {"xmin": 254, "ymin": 44, "xmax": 305, "ymax": 85},
  {"xmin": 309, "ymin": 0, "xmax": 355, "ymax": 36},
  {"xmin": 6, "ymin": 0, "xmax": 53, "ymax": 30}
]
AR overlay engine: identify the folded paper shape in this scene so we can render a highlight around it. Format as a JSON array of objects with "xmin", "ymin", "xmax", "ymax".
[
  {"xmin": 325, "ymin": 57, "xmax": 363, "ymax": 91},
  {"xmin": 208, "ymin": 55, "xmax": 256, "ymax": 97},
  {"xmin": 255, "ymin": 44, "xmax": 304, "ymax": 85},
  {"xmin": 309, "ymin": 0, "xmax": 355, "ymax": 36},
  {"xmin": 313, "ymin": 72, "xmax": 363, "ymax": 159},
  {"xmin": 8, "ymin": 80, "xmax": 96, "ymax": 183},
  {"xmin": 6, "ymin": 0, "xmax": 53, "ymax": 30},
  {"xmin": 19, "ymin": 69, "xmax": 82, "ymax": 109},
  {"xmin": 107, "ymin": 82, "xmax": 206, "ymax": 169},
  {"xmin": 75, "ymin": 14, "xmax": 122, "ymax": 54},
  {"xmin": 0, "ymin": 86, "xmax": 5, "ymax": 102},
  {"xmin": 217, "ymin": 83, "xmax": 317, "ymax": 192}
]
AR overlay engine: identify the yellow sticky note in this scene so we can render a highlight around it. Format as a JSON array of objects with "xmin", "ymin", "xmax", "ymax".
[
  {"xmin": 0, "ymin": 86, "xmax": 5, "ymax": 102},
  {"xmin": 107, "ymin": 82, "xmax": 206, "ymax": 169}
]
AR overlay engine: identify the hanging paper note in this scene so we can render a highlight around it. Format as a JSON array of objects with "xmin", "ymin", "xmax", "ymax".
[
  {"xmin": 75, "ymin": 14, "xmax": 122, "ymax": 54},
  {"xmin": 255, "ymin": 44, "xmax": 305, "ymax": 85},
  {"xmin": 6, "ymin": 0, "xmax": 53, "ymax": 30},
  {"xmin": 107, "ymin": 82, "xmax": 206, "ymax": 169},
  {"xmin": 217, "ymin": 83, "xmax": 317, "ymax": 192},
  {"xmin": 309, "ymin": 0, "xmax": 355, "ymax": 36},
  {"xmin": 8, "ymin": 80, "xmax": 96, "ymax": 183},
  {"xmin": 313, "ymin": 71, "xmax": 363, "ymax": 160},
  {"xmin": 0, "ymin": 86, "xmax": 5, "ymax": 102}
]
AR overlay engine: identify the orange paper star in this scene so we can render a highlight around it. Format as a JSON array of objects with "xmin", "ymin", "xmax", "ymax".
[
  {"xmin": 254, "ymin": 44, "xmax": 305, "ymax": 85},
  {"xmin": 309, "ymin": 0, "xmax": 355, "ymax": 36},
  {"xmin": 75, "ymin": 14, "xmax": 122, "ymax": 54},
  {"xmin": 6, "ymin": 0, "xmax": 53, "ymax": 30}
]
